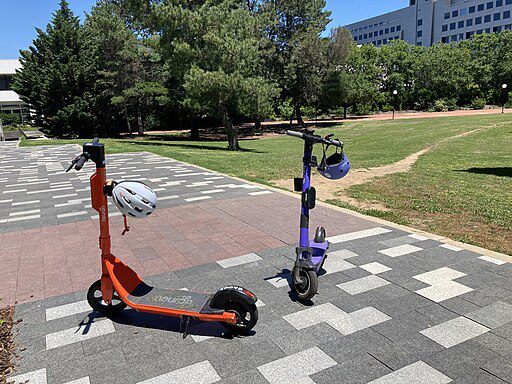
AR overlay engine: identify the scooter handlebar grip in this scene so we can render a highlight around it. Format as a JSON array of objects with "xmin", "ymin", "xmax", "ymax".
[
  {"xmin": 74, "ymin": 155, "xmax": 88, "ymax": 171},
  {"xmin": 286, "ymin": 131, "xmax": 303, "ymax": 139},
  {"xmin": 92, "ymin": 137, "xmax": 100, "ymax": 144},
  {"xmin": 330, "ymin": 139, "xmax": 344, "ymax": 148}
]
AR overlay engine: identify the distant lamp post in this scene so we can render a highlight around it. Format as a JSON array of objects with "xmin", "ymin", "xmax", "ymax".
[
  {"xmin": 502, "ymin": 83, "xmax": 508, "ymax": 114},
  {"xmin": 392, "ymin": 90, "xmax": 398, "ymax": 120}
]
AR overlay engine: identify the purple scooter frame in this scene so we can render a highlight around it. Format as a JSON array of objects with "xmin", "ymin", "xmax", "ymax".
[{"xmin": 287, "ymin": 130, "xmax": 344, "ymax": 301}]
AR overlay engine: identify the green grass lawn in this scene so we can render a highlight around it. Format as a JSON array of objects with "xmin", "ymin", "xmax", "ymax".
[{"xmin": 21, "ymin": 113, "xmax": 512, "ymax": 254}]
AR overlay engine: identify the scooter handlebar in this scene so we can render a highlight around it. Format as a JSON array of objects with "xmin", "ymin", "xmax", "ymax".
[
  {"xmin": 286, "ymin": 130, "xmax": 344, "ymax": 148},
  {"xmin": 74, "ymin": 155, "xmax": 89, "ymax": 171}
]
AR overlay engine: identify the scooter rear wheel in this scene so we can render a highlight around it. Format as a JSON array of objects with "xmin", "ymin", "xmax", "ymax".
[
  {"xmin": 87, "ymin": 280, "xmax": 127, "ymax": 316},
  {"xmin": 222, "ymin": 298, "xmax": 258, "ymax": 336},
  {"xmin": 292, "ymin": 267, "xmax": 318, "ymax": 301}
]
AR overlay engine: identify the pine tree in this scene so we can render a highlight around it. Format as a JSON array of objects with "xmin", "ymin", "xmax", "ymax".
[{"xmin": 13, "ymin": 0, "xmax": 88, "ymax": 137}]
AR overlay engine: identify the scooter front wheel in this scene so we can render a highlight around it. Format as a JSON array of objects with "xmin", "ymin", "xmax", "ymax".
[
  {"xmin": 292, "ymin": 267, "xmax": 318, "ymax": 301},
  {"xmin": 87, "ymin": 280, "xmax": 127, "ymax": 316},
  {"xmin": 222, "ymin": 298, "xmax": 258, "ymax": 336}
]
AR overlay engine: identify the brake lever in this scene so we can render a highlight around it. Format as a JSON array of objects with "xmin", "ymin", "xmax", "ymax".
[{"xmin": 66, "ymin": 158, "xmax": 78, "ymax": 172}]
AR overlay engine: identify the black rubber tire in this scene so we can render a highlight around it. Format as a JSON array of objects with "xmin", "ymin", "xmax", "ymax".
[
  {"xmin": 87, "ymin": 280, "xmax": 127, "ymax": 316},
  {"xmin": 221, "ymin": 297, "xmax": 258, "ymax": 336},
  {"xmin": 292, "ymin": 267, "xmax": 318, "ymax": 301}
]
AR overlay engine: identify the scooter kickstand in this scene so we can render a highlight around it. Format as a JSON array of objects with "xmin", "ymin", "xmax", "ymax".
[{"xmin": 180, "ymin": 316, "xmax": 191, "ymax": 339}]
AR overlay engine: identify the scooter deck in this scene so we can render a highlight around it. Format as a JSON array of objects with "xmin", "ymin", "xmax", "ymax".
[{"xmin": 127, "ymin": 282, "xmax": 214, "ymax": 313}]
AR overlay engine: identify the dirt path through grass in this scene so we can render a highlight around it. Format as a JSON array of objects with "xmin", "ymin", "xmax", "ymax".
[{"xmin": 273, "ymin": 124, "xmax": 500, "ymax": 210}]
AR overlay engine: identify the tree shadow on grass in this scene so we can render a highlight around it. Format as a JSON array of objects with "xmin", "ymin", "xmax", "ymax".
[
  {"xmin": 457, "ymin": 167, "xmax": 512, "ymax": 178},
  {"xmin": 123, "ymin": 140, "xmax": 264, "ymax": 154}
]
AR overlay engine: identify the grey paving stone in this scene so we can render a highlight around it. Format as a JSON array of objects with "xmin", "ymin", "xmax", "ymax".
[
  {"xmin": 337, "ymin": 275, "xmax": 391, "ymax": 295},
  {"xmin": 440, "ymin": 297, "xmax": 482, "ymax": 316},
  {"xmin": 466, "ymin": 301, "xmax": 512, "ymax": 329},
  {"xmin": 480, "ymin": 356, "xmax": 512, "ymax": 383},
  {"xmin": 492, "ymin": 322, "xmax": 512, "ymax": 341},
  {"xmin": 312, "ymin": 353, "xmax": 391, "ymax": 384},
  {"xmin": 473, "ymin": 332, "xmax": 512, "ymax": 360}
]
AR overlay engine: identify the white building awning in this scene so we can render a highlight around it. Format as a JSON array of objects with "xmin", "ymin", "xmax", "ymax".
[{"xmin": 0, "ymin": 90, "xmax": 23, "ymax": 104}]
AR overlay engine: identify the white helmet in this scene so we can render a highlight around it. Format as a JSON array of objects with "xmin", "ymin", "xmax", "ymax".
[{"xmin": 112, "ymin": 181, "xmax": 157, "ymax": 218}]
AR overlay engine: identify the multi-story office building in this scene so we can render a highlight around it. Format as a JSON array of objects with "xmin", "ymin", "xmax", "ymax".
[
  {"xmin": 345, "ymin": 0, "xmax": 512, "ymax": 47},
  {"xmin": 0, "ymin": 59, "xmax": 30, "ymax": 122}
]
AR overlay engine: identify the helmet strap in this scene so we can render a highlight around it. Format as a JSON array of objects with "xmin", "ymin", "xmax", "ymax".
[
  {"xmin": 121, "ymin": 214, "xmax": 131, "ymax": 236},
  {"xmin": 318, "ymin": 142, "xmax": 330, "ymax": 171}
]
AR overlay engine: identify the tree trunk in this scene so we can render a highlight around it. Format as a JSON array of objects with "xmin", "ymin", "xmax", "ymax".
[
  {"xmin": 254, "ymin": 117, "xmax": 261, "ymax": 130},
  {"xmin": 218, "ymin": 102, "xmax": 239, "ymax": 151},
  {"xmin": 190, "ymin": 115, "xmax": 200, "ymax": 140},
  {"xmin": 343, "ymin": 104, "xmax": 347, "ymax": 119},
  {"xmin": 124, "ymin": 109, "xmax": 133, "ymax": 138},
  {"xmin": 296, "ymin": 105, "xmax": 305, "ymax": 127},
  {"xmin": 137, "ymin": 110, "xmax": 144, "ymax": 136}
]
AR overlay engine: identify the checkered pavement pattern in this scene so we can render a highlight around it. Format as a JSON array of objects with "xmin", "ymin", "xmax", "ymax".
[
  {"xmin": 9, "ymin": 227, "xmax": 512, "ymax": 384},
  {"xmin": 0, "ymin": 142, "xmax": 271, "ymax": 232}
]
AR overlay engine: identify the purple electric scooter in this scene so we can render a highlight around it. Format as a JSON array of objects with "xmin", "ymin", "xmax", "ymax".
[{"xmin": 286, "ymin": 130, "xmax": 350, "ymax": 301}]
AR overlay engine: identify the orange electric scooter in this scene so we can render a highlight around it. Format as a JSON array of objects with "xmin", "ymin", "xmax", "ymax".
[{"xmin": 66, "ymin": 139, "xmax": 258, "ymax": 337}]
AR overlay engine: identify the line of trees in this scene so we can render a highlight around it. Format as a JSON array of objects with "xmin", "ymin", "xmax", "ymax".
[{"xmin": 13, "ymin": 0, "xmax": 512, "ymax": 150}]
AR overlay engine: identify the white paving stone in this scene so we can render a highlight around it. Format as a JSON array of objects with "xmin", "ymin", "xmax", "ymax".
[
  {"xmin": 57, "ymin": 211, "xmax": 88, "ymax": 219},
  {"xmin": 379, "ymin": 244, "xmax": 423, "ymax": 258},
  {"xmin": 46, "ymin": 300, "xmax": 91, "ymax": 321},
  {"xmin": 408, "ymin": 233, "xmax": 430, "ymax": 241},
  {"xmin": 283, "ymin": 302, "xmax": 390, "ymax": 335},
  {"xmin": 328, "ymin": 249, "xmax": 359, "ymax": 259},
  {"xmin": 46, "ymin": 319, "xmax": 116, "ymax": 350},
  {"xmin": 137, "ymin": 360, "xmax": 221, "ymax": 384},
  {"xmin": 414, "ymin": 267, "xmax": 466, "ymax": 285},
  {"xmin": 368, "ymin": 361, "xmax": 452, "ymax": 384},
  {"xmin": 185, "ymin": 196, "xmax": 211, "ymax": 202},
  {"xmin": 248, "ymin": 191, "xmax": 273, "ymax": 196},
  {"xmin": 327, "ymin": 227, "xmax": 392, "ymax": 243},
  {"xmin": 478, "ymin": 255, "xmax": 506, "ymax": 265},
  {"xmin": 65, "ymin": 378, "xmax": 90, "ymax": 384},
  {"xmin": 360, "ymin": 262, "xmax": 392, "ymax": 275},
  {"xmin": 420, "ymin": 316, "xmax": 489, "ymax": 348},
  {"xmin": 413, "ymin": 267, "xmax": 473, "ymax": 303},
  {"xmin": 257, "ymin": 347, "xmax": 337, "ymax": 384},
  {"xmin": 321, "ymin": 255, "xmax": 356, "ymax": 275},
  {"xmin": 337, "ymin": 275, "xmax": 391, "ymax": 295},
  {"xmin": 440, "ymin": 244, "xmax": 463, "ymax": 252},
  {"xmin": 10, "ymin": 368, "xmax": 47, "ymax": 384},
  {"xmin": 266, "ymin": 275, "xmax": 290, "ymax": 288},
  {"xmin": 216, "ymin": 253, "xmax": 263, "ymax": 268}
]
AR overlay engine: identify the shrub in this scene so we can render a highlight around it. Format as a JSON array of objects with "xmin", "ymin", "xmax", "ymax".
[
  {"xmin": 470, "ymin": 98, "xmax": 486, "ymax": 110},
  {"xmin": 433, "ymin": 99, "xmax": 449, "ymax": 112},
  {"xmin": 0, "ymin": 113, "xmax": 21, "ymax": 126}
]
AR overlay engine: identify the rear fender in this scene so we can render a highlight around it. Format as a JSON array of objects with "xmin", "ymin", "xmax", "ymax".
[{"xmin": 210, "ymin": 286, "xmax": 257, "ymax": 309}]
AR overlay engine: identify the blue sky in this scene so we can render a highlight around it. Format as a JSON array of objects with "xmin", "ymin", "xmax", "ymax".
[{"xmin": 0, "ymin": 0, "xmax": 409, "ymax": 58}]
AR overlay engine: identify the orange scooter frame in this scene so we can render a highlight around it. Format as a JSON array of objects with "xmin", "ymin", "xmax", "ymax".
[{"xmin": 67, "ymin": 139, "xmax": 258, "ymax": 337}]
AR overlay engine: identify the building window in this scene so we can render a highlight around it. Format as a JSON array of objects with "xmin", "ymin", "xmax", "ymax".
[
  {"xmin": 379, "ymin": 30, "xmax": 384, "ymax": 35},
  {"xmin": 383, "ymin": 38, "xmax": 388, "ymax": 44},
  {"xmin": 494, "ymin": 26, "xmax": 503, "ymax": 32},
  {"xmin": 505, "ymin": 24, "xmax": 512, "ymax": 30},
  {"xmin": 504, "ymin": 10, "xmax": 511, "ymax": 18},
  {"xmin": 391, "ymin": 26, "xmax": 396, "ymax": 32},
  {"xmin": 459, "ymin": 33, "xmax": 464, "ymax": 40},
  {"xmin": 486, "ymin": 27, "xmax": 491, "ymax": 33},
  {"xmin": 469, "ymin": 6, "xmax": 476, "ymax": 13},
  {"xmin": 396, "ymin": 25, "xmax": 402, "ymax": 31},
  {"xmin": 487, "ymin": 1, "xmax": 494, "ymax": 9},
  {"xmin": 444, "ymin": 12, "xmax": 450, "ymax": 19},
  {"xmin": 494, "ymin": 12, "xmax": 501, "ymax": 20},
  {"xmin": 417, "ymin": 42, "xmax": 422, "ymax": 46},
  {"xmin": 478, "ymin": 4, "xmax": 485, "ymax": 11},
  {"xmin": 451, "ymin": 35, "xmax": 458, "ymax": 42},
  {"xmin": 442, "ymin": 36, "xmax": 449, "ymax": 43},
  {"xmin": 484, "ymin": 14, "xmax": 492, "ymax": 22},
  {"xmin": 458, "ymin": 20, "xmax": 465, "ymax": 28},
  {"xmin": 417, "ymin": 30, "xmax": 423, "ymax": 37},
  {"xmin": 476, "ymin": 16, "xmax": 483, "ymax": 24},
  {"xmin": 507, "ymin": 0, "xmax": 512, "ymax": 5},
  {"xmin": 497, "ymin": 0, "xmax": 503, "ymax": 6},
  {"xmin": 442, "ymin": 24, "xmax": 448, "ymax": 32},
  {"xmin": 369, "ymin": 32, "xmax": 373, "ymax": 37},
  {"xmin": 418, "ymin": 19, "xmax": 423, "ymax": 26},
  {"xmin": 467, "ymin": 19, "xmax": 473, "ymax": 26},
  {"xmin": 477, "ymin": 29, "xmax": 484, "ymax": 34},
  {"xmin": 467, "ymin": 31, "xmax": 475, "ymax": 38},
  {"xmin": 364, "ymin": 33, "xmax": 368, "ymax": 39},
  {"xmin": 377, "ymin": 39, "xmax": 382, "ymax": 45},
  {"xmin": 452, "ymin": 10, "xmax": 459, "ymax": 17},
  {"xmin": 450, "ymin": 22, "xmax": 456, "ymax": 30},
  {"xmin": 385, "ymin": 28, "xmax": 389, "ymax": 34}
]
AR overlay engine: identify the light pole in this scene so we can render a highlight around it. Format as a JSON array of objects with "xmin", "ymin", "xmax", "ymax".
[
  {"xmin": 392, "ymin": 90, "xmax": 398, "ymax": 120},
  {"xmin": 502, "ymin": 83, "xmax": 508, "ymax": 114}
]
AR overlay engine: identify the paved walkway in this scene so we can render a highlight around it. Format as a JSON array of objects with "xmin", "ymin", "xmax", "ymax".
[{"xmin": 2, "ymin": 142, "xmax": 511, "ymax": 384}]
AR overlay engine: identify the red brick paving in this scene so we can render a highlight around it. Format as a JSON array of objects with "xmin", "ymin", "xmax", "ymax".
[{"xmin": 0, "ymin": 193, "xmax": 378, "ymax": 306}]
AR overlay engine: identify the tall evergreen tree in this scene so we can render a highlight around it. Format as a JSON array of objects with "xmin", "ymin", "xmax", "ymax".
[{"xmin": 13, "ymin": 0, "xmax": 87, "ymax": 137}]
